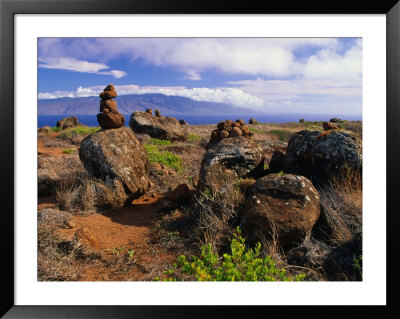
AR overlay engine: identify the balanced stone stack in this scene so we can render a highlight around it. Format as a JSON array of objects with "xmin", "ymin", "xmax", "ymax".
[
  {"xmin": 209, "ymin": 119, "xmax": 255, "ymax": 143},
  {"xmin": 97, "ymin": 84, "xmax": 125, "ymax": 129}
]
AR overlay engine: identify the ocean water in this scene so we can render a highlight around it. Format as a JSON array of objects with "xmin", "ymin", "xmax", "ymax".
[{"xmin": 38, "ymin": 114, "xmax": 362, "ymax": 128}]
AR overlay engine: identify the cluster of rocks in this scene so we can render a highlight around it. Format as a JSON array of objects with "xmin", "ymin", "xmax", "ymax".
[
  {"xmin": 97, "ymin": 84, "xmax": 125, "ymax": 129},
  {"xmin": 209, "ymin": 119, "xmax": 255, "ymax": 143},
  {"xmin": 130, "ymin": 110, "xmax": 188, "ymax": 141}
]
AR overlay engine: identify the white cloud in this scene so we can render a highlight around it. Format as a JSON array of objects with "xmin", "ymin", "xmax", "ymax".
[
  {"xmin": 38, "ymin": 84, "xmax": 264, "ymax": 108},
  {"xmin": 38, "ymin": 38, "xmax": 344, "ymax": 78},
  {"xmin": 38, "ymin": 57, "xmax": 127, "ymax": 78},
  {"xmin": 183, "ymin": 70, "xmax": 202, "ymax": 80}
]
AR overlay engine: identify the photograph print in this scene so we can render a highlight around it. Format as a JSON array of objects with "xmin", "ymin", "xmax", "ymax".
[{"xmin": 37, "ymin": 38, "xmax": 362, "ymax": 282}]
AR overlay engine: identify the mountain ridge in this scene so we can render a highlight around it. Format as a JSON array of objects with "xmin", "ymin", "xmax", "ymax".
[{"xmin": 38, "ymin": 93, "xmax": 266, "ymax": 116}]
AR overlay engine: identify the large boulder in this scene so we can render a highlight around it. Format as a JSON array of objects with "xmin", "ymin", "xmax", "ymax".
[
  {"xmin": 79, "ymin": 127, "xmax": 150, "ymax": 206},
  {"xmin": 240, "ymin": 173, "xmax": 320, "ymax": 248},
  {"xmin": 56, "ymin": 116, "xmax": 80, "ymax": 130},
  {"xmin": 130, "ymin": 111, "xmax": 188, "ymax": 142},
  {"xmin": 198, "ymin": 136, "xmax": 264, "ymax": 191},
  {"xmin": 311, "ymin": 130, "xmax": 362, "ymax": 181},
  {"xmin": 283, "ymin": 130, "xmax": 362, "ymax": 182}
]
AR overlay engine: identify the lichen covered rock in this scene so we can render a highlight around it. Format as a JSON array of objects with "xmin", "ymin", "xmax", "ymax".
[
  {"xmin": 198, "ymin": 136, "xmax": 264, "ymax": 191},
  {"xmin": 129, "ymin": 111, "xmax": 188, "ymax": 141},
  {"xmin": 241, "ymin": 173, "xmax": 320, "ymax": 247},
  {"xmin": 79, "ymin": 127, "xmax": 150, "ymax": 206}
]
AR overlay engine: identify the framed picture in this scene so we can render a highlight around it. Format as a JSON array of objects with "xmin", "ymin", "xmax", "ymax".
[{"xmin": 1, "ymin": 0, "xmax": 399, "ymax": 318}]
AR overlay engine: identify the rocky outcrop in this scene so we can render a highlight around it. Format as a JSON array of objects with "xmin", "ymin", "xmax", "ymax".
[
  {"xmin": 79, "ymin": 127, "xmax": 150, "ymax": 207},
  {"xmin": 146, "ymin": 108, "xmax": 153, "ymax": 114},
  {"xmin": 248, "ymin": 118, "xmax": 258, "ymax": 124},
  {"xmin": 329, "ymin": 118, "xmax": 341, "ymax": 123},
  {"xmin": 129, "ymin": 111, "xmax": 188, "ymax": 142},
  {"xmin": 209, "ymin": 119, "xmax": 255, "ymax": 143},
  {"xmin": 179, "ymin": 119, "xmax": 188, "ymax": 125},
  {"xmin": 97, "ymin": 84, "xmax": 125, "ymax": 129},
  {"xmin": 155, "ymin": 109, "xmax": 161, "ymax": 117},
  {"xmin": 240, "ymin": 173, "xmax": 320, "ymax": 247},
  {"xmin": 198, "ymin": 136, "xmax": 264, "ymax": 191},
  {"xmin": 56, "ymin": 116, "xmax": 80, "ymax": 130},
  {"xmin": 299, "ymin": 118, "xmax": 305, "ymax": 123},
  {"xmin": 283, "ymin": 129, "xmax": 362, "ymax": 182}
]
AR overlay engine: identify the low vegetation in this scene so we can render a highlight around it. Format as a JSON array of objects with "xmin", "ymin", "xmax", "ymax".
[
  {"xmin": 187, "ymin": 133, "xmax": 202, "ymax": 143},
  {"xmin": 144, "ymin": 144, "xmax": 183, "ymax": 173},
  {"xmin": 62, "ymin": 148, "xmax": 74, "ymax": 154},
  {"xmin": 158, "ymin": 227, "xmax": 305, "ymax": 281}
]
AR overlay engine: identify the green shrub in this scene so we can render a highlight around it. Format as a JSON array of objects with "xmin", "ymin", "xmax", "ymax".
[
  {"xmin": 62, "ymin": 148, "xmax": 74, "ymax": 154},
  {"xmin": 144, "ymin": 144, "xmax": 183, "ymax": 172},
  {"xmin": 58, "ymin": 126, "xmax": 100, "ymax": 138},
  {"xmin": 50, "ymin": 126, "xmax": 62, "ymax": 132},
  {"xmin": 187, "ymin": 133, "xmax": 202, "ymax": 142},
  {"xmin": 146, "ymin": 138, "xmax": 171, "ymax": 146},
  {"xmin": 158, "ymin": 227, "xmax": 305, "ymax": 281}
]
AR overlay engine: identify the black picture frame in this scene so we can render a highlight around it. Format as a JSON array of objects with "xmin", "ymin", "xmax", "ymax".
[{"xmin": 1, "ymin": 0, "xmax": 399, "ymax": 318}]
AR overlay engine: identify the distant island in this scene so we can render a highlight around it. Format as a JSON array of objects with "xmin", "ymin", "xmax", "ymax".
[{"xmin": 38, "ymin": 93, "xmax": 265, "ymax": 116}]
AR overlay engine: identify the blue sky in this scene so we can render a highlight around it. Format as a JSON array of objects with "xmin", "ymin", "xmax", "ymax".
[{"xmin": 38, "ymin": 38, "xmax": 362, "ymax": 115}]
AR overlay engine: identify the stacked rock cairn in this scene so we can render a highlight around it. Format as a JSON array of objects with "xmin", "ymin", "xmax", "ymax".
[
  {"xmin": 209, "ymin": 119, "xmax": 255, "ymax": 143},
  {"xmin": 97, "ymin": 84, "xmax": 125, "ymax": 129}
]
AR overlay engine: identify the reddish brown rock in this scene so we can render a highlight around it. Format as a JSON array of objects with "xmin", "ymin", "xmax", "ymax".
[
  {"xmin": 97, "ymin": 110, "xmax": 125, "ymax": 129},
  {"xmin": 210, "ymin": 129, "xmax": 220, "ymax": 142},
  {"xmin": 241, "ymin": 125, "xmax": 250, "ymax": 135},
  {"xmin": 99, "ymin": 90, "xmax": 117, "ymax": 99},
  {"xmin": 219, "ymin": 130, "xmax": 230, "ymax": 139},
  {"xmin": 230, "ymin": 127, "xmax": 242, "ymax": 137},
  {"xmin": 323, "ymin": 121, "xmax": 340, "ymax": 131},
  {"xmin": 146, "ymin": 108, "xmax": 153, "ymax": 114},
  {"xmin": 100, "ymin": 99, "xmax": 117, "ymax": 112},
  {"xmin": 236, "ymin": 119, "xmax": 245, "ymax": 127},
  {"xmin": 241, "ymin": 174, "xmax": 320, "ymax": 248},
  {"xmin": 217, "ymin": 121, "xmax": 227, "ymax": 130},
  {"xmin": 155, "ymin": 109, "xmax": 161, "ymax": 117}
]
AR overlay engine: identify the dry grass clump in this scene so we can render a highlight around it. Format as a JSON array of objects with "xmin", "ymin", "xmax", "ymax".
[
  {"xmin": 55, "ymin": 175, "xmax": 122, "ymax": 213},
  {"xmin": 191, "ymin": 179, "xmax": 245, "ymax": 253},
  {"xmin": 37, "ymin": 208, "xmax": 82, "ymax": 281}
]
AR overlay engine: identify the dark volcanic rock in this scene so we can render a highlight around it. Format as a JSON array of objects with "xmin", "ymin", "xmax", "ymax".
[
  {"xmin": 241, "ymin": 173, "xmax": 320, "ymax": 248},
  {"xmin": 283, "ymin": 130, "xmax": 322, "ymax": 178},
  {"xmin": 56, "ymin": 116, "xmax": 80, "ymax": 130},
  {"xmin": 311, "ymin": 130, "xmax": 362, "ymax": 182},
  {"xmin": 329, "ymin": 118, "xmax": 341, "ymax": 123},
  {"xmin": 249, "ymin": 118, "xmax": 258, "ymax": 124},
  {"xmin": 283, "ymin": 129, "xmax": 362, "ymax": 182},
  {"xmin": 179, "ymin": 119, "xmax": 188, "ymax": 125},
  {"xmin": 129, "ymin": 111, "xmax": 188, "ymax": 142},
  {"xmin": 199, "ymin": 136, "xmax": 264, "ymax": 191},
  {"xmin": 79, "ymin": 127, "xmax": 150, "ymax": 206}
]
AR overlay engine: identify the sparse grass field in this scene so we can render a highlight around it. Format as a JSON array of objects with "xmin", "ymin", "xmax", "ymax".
[{"xmin": 38, "ymin": 119, "xmax": 362, "ymax": 282}]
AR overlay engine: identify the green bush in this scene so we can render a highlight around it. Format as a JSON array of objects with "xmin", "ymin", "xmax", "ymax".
[
  {"xmin": 58, "ymin": 126, "xmax": 100, "ymax": 138},
  {"xmin": 50, "ymin": 126, "xmax": 62, "ymax": 132},
  {"xmin": 157, "ymin": 227, "xmax": 305, "ymax": 281},
  {"xmin": 187, "ymin": 133, "xmax": 202, "ymax": 142},
  {"xmin": 146, "ymin": 138, "xmax": 171, "ymax": 146},
  {"xmin": 144, "ymin": 144, "xmax": 183, "ymax": 172}
]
